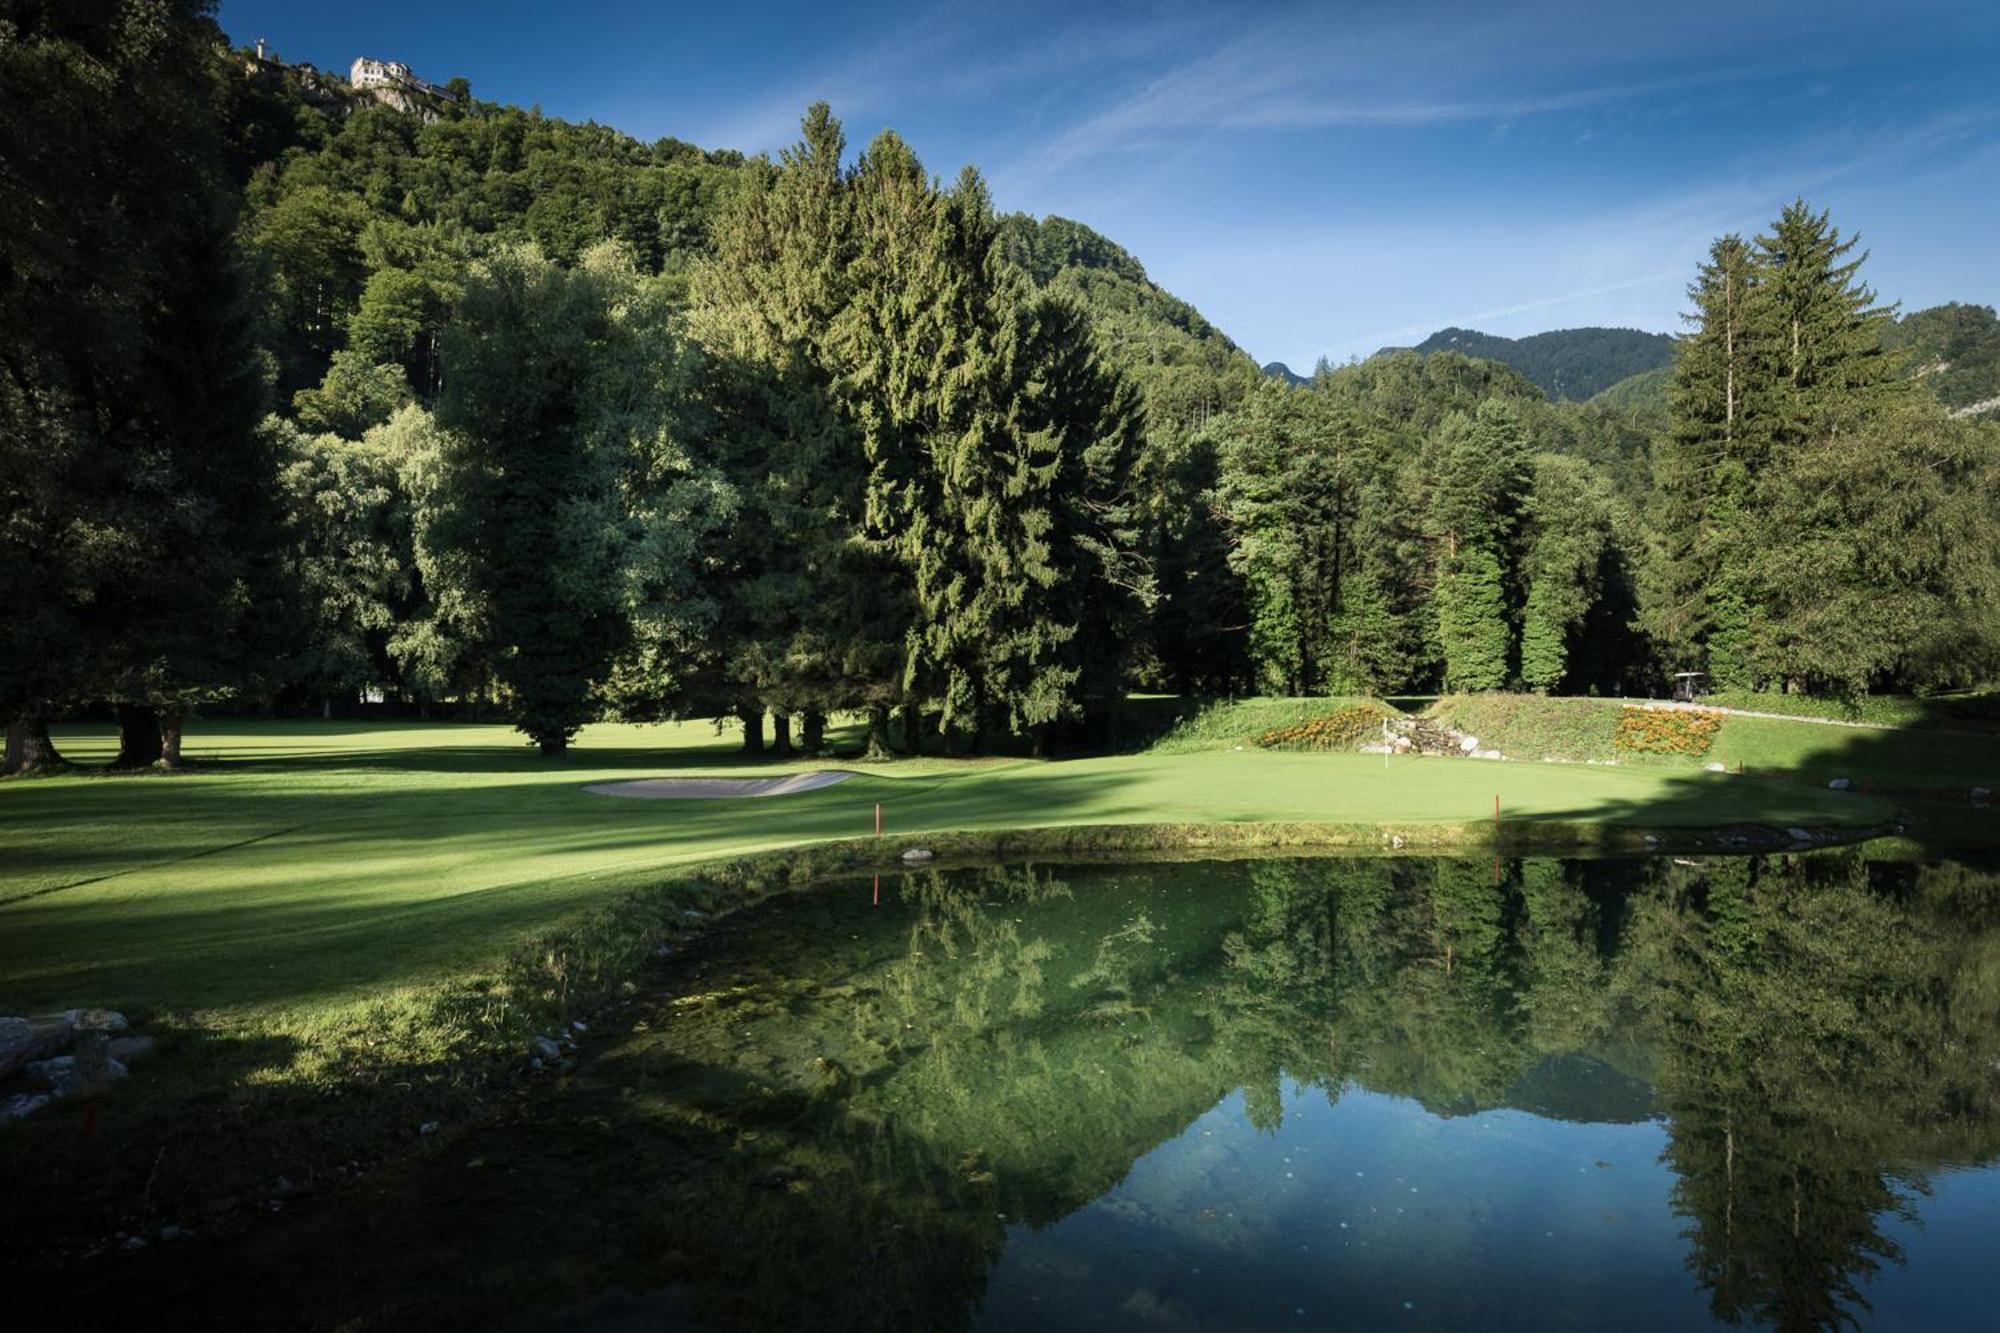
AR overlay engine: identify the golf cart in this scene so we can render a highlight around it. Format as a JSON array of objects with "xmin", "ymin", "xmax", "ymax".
[{"xmin": 1670, "ymin": 671, "xmax": 1709, "ymax": 703}]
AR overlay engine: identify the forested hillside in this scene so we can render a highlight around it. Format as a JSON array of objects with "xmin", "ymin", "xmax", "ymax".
[
  {"xmin": 1593, "ymin": 303, "xmax": 2000, "ymax": 422},
  {"xmin": 5, "ymin": 2, "xmax": 1998, "ymax": 774},
  {"xmin": 1882, "ymin": 302, "xmax": 2000, "ymax": 414},
  {"xmin": 1404, "ymin": 326, "xmax": 1678, "ymax": 400}
]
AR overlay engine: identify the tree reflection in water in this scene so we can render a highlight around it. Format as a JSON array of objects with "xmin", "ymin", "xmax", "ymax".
[{"xmin": 79, "ymin": 852, "xmax": 2000, "ymax": 1332}]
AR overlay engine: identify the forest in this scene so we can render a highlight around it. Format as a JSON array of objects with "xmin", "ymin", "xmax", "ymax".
[{"xmin": 5, "ymin": 1, "xmax": 1999, "ymax": 770}]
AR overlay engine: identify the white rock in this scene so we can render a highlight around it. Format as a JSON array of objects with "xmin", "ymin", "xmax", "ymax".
[
  {"xmin": 71, "ymin": 1009, "xmax": 128, "ymax": 1033},
  {"xmin": 531, "ymin": 1035, "xmax": 561, "ymax": 1062},
  {"xmin": 1787, "ymin": 828, "xmax": 1816, "ymax": 842},
  {"xmin": 1704, "ymin": 762, "xmax": 1726, "ymax": 772},
  {"xmin": 107, "ymin": 1035, "xmax": 155, "ymax": 1062},
  {"xmin": 2, "ymin": 1092, "xmax": 53, "ymax": 1123},
  {"xmin": 1827, "ymin": 778, "xmax": 1851, "ymax": 791},
  {"xmin": 0, "ymin": 1014, "xmax": 75, "ymax": 1080},
  {"xmin": 1458, "ymin": 735, "xmax": 1479, "ymax": 753},
  {"xmin": 1972, "ymin": 787, "xmax": 1991, "ymax": 802},
  {"xmin": 901, "ymin": 848, "xmax": 936, "ymax": 864},
  {"xmin": 24, "ymin": 1055, "xmax": 129, "ymax": 1098},
  {"xmin": 418, "ymin": 1120, "xmax": 439, "ymax": 1136}
]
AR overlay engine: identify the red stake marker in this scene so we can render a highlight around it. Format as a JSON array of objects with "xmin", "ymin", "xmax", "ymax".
[
  {"xmin": 875, "ymin": 802, "xmax": 881, "ymax": 838},
  {"xmin": 873, "ymin": 873, "xmax": 880, "ymax": 908},
  {"xmin": 1495, "ymin": 793, "xmax": 1501, "ymax": 822}
]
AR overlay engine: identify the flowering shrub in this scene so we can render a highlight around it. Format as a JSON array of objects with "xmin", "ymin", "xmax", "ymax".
[
  {"xmin": 1254, "ymin": 706, "xmax": 1389, "ymax": 751},
  {"xmin": 1613, "ymin": 706, "xmax": 1723, "ymax": 756}
]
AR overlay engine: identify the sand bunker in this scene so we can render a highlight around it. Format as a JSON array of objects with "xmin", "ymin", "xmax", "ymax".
[{"xmin": 582, "ymin": 771, "xmax": 859, "ymax": 800}]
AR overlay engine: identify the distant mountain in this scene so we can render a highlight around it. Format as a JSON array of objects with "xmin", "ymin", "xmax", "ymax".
[
  {"xmin": 1884, "ymin": 303, "xmax": 2000, "ymax": 415},
  {"xmin": 1261, "ymin": 361, "xmax": 1309, "ymax": 386},
  {"xmin": 1396, "ymin": 326, "xmax": 1676, "ymax": 401}
]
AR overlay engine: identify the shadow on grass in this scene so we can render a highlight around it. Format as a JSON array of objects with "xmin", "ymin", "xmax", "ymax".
[{"xmin": 1503, "ymin": 696, "xmax": 1996, "ymax": 858}]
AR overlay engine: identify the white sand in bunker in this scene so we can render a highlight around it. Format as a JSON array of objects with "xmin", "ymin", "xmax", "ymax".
[{"xmin": 581, "ymin": 771, "xmax": 860, "ymax": 800}]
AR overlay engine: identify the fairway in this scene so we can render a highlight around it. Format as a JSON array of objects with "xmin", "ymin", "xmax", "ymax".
[{"xmin": 1, "ymin": 718, "xmax": 1886, "ymax": 1020}]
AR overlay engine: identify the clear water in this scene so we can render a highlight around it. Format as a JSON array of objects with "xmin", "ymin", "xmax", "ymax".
[
  {"xmin": 99, "ymin": 852, "xmax": 2000, "ymax": 1331},
  {"xmin": 576, "ymin": 853, "xmax": 2000, "ymax": 1332}
]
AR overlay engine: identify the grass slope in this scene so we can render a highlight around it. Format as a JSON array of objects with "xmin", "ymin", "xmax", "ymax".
[{"xmin": 2, "ymin": 716, "xmax": 1887, "ymax": 1019}]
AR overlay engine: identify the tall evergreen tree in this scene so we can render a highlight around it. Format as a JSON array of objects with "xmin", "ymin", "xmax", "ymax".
[
  {"xmin": 1519, "ymin": 455, "xmax": 1615, "ymax": 693},
  {"xmin": 1659, "ymin": 235, "xmax": 1764, "ymax": 686},
  {"xmin": 1428, "ymin": 402, "xmax": 1532, "ymax": 691}
]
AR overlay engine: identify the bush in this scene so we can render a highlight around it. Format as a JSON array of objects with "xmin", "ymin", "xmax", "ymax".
[{"xmin": 1613, "ymin": 706, "xmax": 1723, "ymax": 757}]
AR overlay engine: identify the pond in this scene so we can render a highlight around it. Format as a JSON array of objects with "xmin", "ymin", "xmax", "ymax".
[{"xmin": 106, "ymin": 852, "xmax": 2000, "ymax": 1330}]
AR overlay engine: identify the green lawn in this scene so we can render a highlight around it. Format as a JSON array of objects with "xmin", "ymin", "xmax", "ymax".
[{"xmin": 1, "ymin": 716, "xmax": 1897, "ymax": 1020}]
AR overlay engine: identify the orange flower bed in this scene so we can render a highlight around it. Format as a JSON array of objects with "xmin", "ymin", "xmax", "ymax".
[
  {"xmin": 1254, "ymin": 706, "xmax": 1388, "ymax": 751},
  {"xmin": 1613, "ymin": 706, "xmax": 1723, "ymax": 757}
]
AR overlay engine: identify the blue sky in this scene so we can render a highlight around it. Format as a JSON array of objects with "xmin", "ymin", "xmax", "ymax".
[{"xmin": 222, "ymin": 1, "xmax": 2000, "ymax": 370}]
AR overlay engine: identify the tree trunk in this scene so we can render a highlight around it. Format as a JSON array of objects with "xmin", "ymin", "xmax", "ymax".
[
  {"xmin": 538, "ymin": 733, "xmax": 567, "ymax": 759},
  {"xmin": 112, "ymin": 704, "xmax": 163, "ymax": 769},
  {"xmin": 801, "ymin": 710, "xmax": 826, "ymax": 755},
  {"xmin": 4, "ymin": 716, "xmax": 66, "ymax": 775},
  {"xmin": 738, "ymin": 706, "xmax": 766, "ymax": 755},
  {"xmin": 322, "ymin": 695, "xmax": 332, "ymax": 720},
  {"xmin": 159, "ymin": 711, "xmax": 186, "ymax": 770},
  {"xmin": 899, "ymin": 702, "xmax": 921, "ymax": 757},
  {"xmin": 1032, "ymin": 722, "xmax": 1051, "ymax": 758},
  {"xmin": 769, "ymin": 711, "xmax": 794, "ymax": 758},
  {"xmin": 865, "ymin": 704, "xmax": 892, "ymax": 759}
]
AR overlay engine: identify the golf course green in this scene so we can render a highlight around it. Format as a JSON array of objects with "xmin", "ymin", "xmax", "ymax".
[
  {"xmin": 0, "ymin": 709, "xmax": 1923, "ymax": 1020},
  {"xmin": 2, "ymin": 703, "xmax": 1992, "ymax": 1262}
]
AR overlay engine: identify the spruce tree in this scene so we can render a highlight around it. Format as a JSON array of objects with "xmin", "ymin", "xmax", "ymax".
[
  {"xmin": 1753, "ymin": 200, "xmax": 1901, "ymax": 448},
  {"xmin": 1427, "ymin": 402, "xmax": 1531, "ymax": 691},
  {"xmin": 1437, "ymin": 546, "xmax": 1511, "ymax": 691},
  {"xmin": 1659, "ymin": 235, "xmax": 1764, "ymax": 688},
  {"xmin": 1518, "ymin": 455, "xmax": 1614, "ymax": 693}
]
